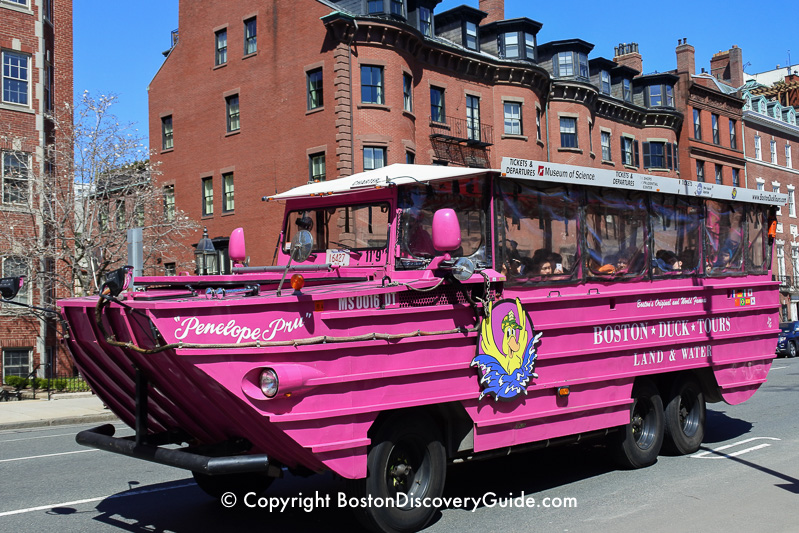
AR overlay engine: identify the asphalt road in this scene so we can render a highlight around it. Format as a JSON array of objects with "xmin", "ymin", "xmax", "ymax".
[{"xmin": 1, "ymin": 357, "xmax": 797, "ymax": 533}]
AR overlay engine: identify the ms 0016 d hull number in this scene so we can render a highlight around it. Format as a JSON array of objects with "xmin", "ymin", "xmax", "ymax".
[{"xmin": 338, "ymin": 293, "xmax": 397, "ymax": 311}]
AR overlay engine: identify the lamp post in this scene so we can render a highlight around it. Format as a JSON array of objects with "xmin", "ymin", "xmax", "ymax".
[{"xmin": 194, "ymin": 227, "xmax": 217, "ymax": 275}]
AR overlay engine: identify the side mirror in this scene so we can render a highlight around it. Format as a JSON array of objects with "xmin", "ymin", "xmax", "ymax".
[
  {"xmin": 290, "ymin": 230, "xmax": 314, "ymax": 262},
  {"xmin": 229, "ymin": 227, "xmax": 246, "ymax": 266},
  {"xmin": 432, "ymin": 209, "xmax": 461, "ymax": 252},
  {"xmin": 0, "ymin": 276, "xmax": 23, "ymax": 299}
]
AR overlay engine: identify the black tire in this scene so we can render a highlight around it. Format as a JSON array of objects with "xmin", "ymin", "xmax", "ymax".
[
  {"xmin": 614, "ymin": 378, "xmax": 664, "ymax": 469},
  {"xmin": 192, "ymin": 470, "xmax": 274, "ymax": 500},
  {"xmin": 663, "ymin": 376, "xmax": 706, "ymax": 455},
  {"xmin": 350, "ymin": 412, "xmax": 446, "ymax": 533},
  {"xmin": 789, "ymin": 342, "xmax": 797, "ymax": 358}
]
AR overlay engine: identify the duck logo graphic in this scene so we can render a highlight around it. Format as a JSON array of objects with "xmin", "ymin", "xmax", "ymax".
[{"xmin": 471, "ymin": 298, "xmax": 542, "ymax": 401}]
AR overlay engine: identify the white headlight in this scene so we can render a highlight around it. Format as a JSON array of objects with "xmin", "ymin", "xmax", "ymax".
[{"xmin": 260, "ymin": 368, "xmax": 279, "ymax": 398}]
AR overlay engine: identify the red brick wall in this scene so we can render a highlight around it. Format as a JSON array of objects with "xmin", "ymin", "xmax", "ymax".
[{"xmin": 0, "ymin": 0, "xmax": 73, "ymax": 378}]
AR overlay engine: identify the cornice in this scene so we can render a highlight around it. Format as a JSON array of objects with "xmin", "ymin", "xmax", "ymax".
[
  {"xmin": 323, "ymin": 16, "xmax": 550, "ymax": 93},
  {"xmin": 743, "ymin": 110, "xmax": 799, "ymax": 139}
]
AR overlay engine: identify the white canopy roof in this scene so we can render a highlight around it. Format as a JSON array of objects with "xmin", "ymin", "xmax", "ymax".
[{"xmin": 268, "ymin": 164, "xmax": 494, "ymax": 200}]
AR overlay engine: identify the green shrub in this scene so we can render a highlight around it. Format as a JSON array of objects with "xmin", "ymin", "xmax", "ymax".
[
  {"xmin": 52, "ymin": 378, "xmax": 67, "ymax": 391},
  {"xmin": 32, "ymin": 377, "xmax": 49, "ymax": 389},
  {"xmin": 5, "ymin": 376, "xmax": 29, "ymax": 389}
]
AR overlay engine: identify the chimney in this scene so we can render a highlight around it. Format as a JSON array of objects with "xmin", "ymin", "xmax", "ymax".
[
  {"xmin": 676, "ymin": 38, "xmax": 695, "ymax": 76},
  {"xmin": 613, "ymin": 42, "xmax": 642, "ymax": 75},
  {"xmin": 479, "ymin": 0, "xmax": 505, "ymax": 25},
  {"xmin": 728, "ymin": 45, "xmax": 743, "ymax": 88},
  {"xmin": 710, "ymin": 50, "xmax": 730, "ymax": 81}
]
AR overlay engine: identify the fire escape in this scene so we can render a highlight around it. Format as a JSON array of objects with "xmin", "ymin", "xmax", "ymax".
[{"xmin": 429, "ymin": 116, "xmax": 493, "ymax": 168}]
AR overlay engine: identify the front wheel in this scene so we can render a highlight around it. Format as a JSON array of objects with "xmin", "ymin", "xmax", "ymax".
[
  {"xmin": 614, "ymin": 378, "xmax": 664, "ymax": 469},
  {"xmin": 350, "ymin": 412, "xmax": 446, "ymax": 533},
  {"xmin": 789, "ymin": 342, "xmax": 797, "ymax": 358},
  {"xmin": 663, "ymin": 376, "xmax": 706, "ymax": 455}
]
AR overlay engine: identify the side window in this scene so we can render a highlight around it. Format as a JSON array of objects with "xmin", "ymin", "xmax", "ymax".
[
  {"xmin": 747, "ymin": 205, "xmax": 770, "ymax": 274},
  {"xmin": 397, "ymin": 178, "xmax": 489, "ymax": 268},
  {"xmin": 650, "ymin": 194, "xmax": 702, "ymax": 277},
  {"xmin": 704, "ymin": 200, "xmax": 745, "ymax": 275},
  {"xmin": 584, "ymin": 189, "xmax": 648, "ymax": 279},
  {"xmin": 498, "ymin": 181, "xmax": 580, "ymax": 284}
]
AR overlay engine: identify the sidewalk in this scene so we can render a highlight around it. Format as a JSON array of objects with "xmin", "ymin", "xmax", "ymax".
[{"xmin": 0, "ymin": 392, "xmax": 120, "ymax": 431}]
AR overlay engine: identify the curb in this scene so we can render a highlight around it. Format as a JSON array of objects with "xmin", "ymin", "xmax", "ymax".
[{"xmin": 0, "ymin": 412, "xmax": 120, "ymax": 431}]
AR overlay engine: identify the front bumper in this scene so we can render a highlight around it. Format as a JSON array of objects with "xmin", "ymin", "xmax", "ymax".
[{"xmin": 76, "ymin": 424, "xmax": 282, "ymax": 476}]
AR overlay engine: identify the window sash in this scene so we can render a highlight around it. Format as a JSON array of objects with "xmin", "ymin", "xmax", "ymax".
[
  {"xmin": 504, "ymin": 33, "xmax": 519, "ymax": 58},
  {"xmin": 524, "ymin": 33, "xmax": 535, "ymax": 59},
  {"xmin": 557, "ymin": 52, "xmax": 573, "ymax": 77},
  {"xmin": 215, "ymin": 30, "xmax": 227, "ymax": 65},
  {"xmin": 226, "ymin": 95, "xmax": 240, "ymax": 131},
  {"xmin": 715, "ymin": 164, "xmax": 722, "ymax": 184},
  {"xmin": 2, "ymin": 348, "xmax": 30, "ymax": 378},
  {"xmin": 771, "ymin": 140, "xmax": 778, "ymax": 164},
  {"xmin": 164, "ymin": 185, "xmax": 175, "ymax": 221},
  {"xmin": 390, "ymin": 0, "xmax": 403, "ymax": 16},
  {"xmin": 648, "ymin": 85, "xmax": 662, "ymax": 107},
  {"xmin": 430, "ymin": 87, "xmax": 445, "ymax": 123},
  {"xmin": 162, "ymin": 116, "xmax": 173, "ymax": 150},
  {"xmin": 361, "ymin": 66, "xmax": 384, "ymax": 104},
  {"xmin": 696, "ymin": 160, "xmax": 704, "ymax": 182},
  {"xmin": 367, "ymin": 0, "xmax": 383, "ymax": 14},
  {"xmin": 693, "ymin": 109, "xmax": 701, "ymax": 139},
  {"xmin": 601, "ymin": 132, "xmax": 611, "ymax": 161},
  {"xmin": 202, "ymin": 178, "xmax": 213, "ymax": 216},
  {"xmin": 712, "ymin": 114, "xmax": 719, "ymax": 144},
  {"xmin": 2, "ymin": 51, "xmax": 29, "ymax": 105},
  {"xmin": 310, "ymin": 154, "xmax": 326, "ymax": 182},
  {"xmin": 403, "ymin": 73, "xmax": 412, "ymax": 112},
  {"xmin": 465, "ymin": 22, "xmax": 478, "ymax": 50},
  {"xmin": 729, "ymin": 120, "xmax": 737, "ymax": 149},
  {"xmin": 363, "ymin": 147, "xmax": 386, "ymax": 170},
  {"xmin": 466, "ymin": 96, "xmax": 480, "ymax": 141},
  {"xmin": 222, "ymin": 174, "xmax": 234, "ymax": 212},
  {"xmin": 559, "ymin": 117, "xmax": 577, "ymax": 148},
  {"xmin": 754, "ymin": 136, "xmax": 761, "ymax": 159},
  {"xmin": 600, "ymin": 71, "xmax": 611, "ymax": 94},
  {"xmin": 623, "ymin": 79, "xmax": 631, "ymax": 102},
  {"xmin": 419, "ymin": 7, "xmax": 432, "ymax": 36},
  {"xmin": 244, "ymin": 18, "xmax": 257, "ymax": 54},
  {"xmin": 2, "ymin": 151, "xmax": 30, "ymax": 204},
  {"xmin": 307, "ymin": 69, "xmax": 323, "ymax": 110},
  {"xmin": 503, "ymin": 102, "xmax": 521, "ymax": 135}
]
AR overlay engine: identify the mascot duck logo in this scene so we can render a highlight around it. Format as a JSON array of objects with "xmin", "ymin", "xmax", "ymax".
[{"xmin": 471, "ymin": 298, "xmax": 542, "ymax": 401}]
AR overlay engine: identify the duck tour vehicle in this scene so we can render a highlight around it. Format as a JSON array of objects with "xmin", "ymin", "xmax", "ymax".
[{"xmin": 47, "ymin": 158, "xmax": 784, "ymax": 532}]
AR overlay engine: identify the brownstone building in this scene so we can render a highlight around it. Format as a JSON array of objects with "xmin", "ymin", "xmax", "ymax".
[
  {"xmin": 0, "ymin": 0, "xmax": 73, "ymax": 379},
  {"xmin": 149, "ymin": 0, "xmax": 697, "ymax": 271}
]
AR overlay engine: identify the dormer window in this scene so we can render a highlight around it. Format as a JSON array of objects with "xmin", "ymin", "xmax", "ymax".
[
  {"xmin": 390, "ymin": 0, "xmax": 404, "ymax": 17},
  {"xmin": 367, "ymin": 0, "xmax": 383, "ymax": 14},
  {"xmin": 555, "ymin": 51, "xmax": 588, "ymax": 79},
  {"xmin": 623, "ymin": 79, "xmax": 631, "ymax": 102},
  {"xmin": 645, "ymin": 84, "xmax": 674, "ymax": 108},
  {"xmin": 419, "ymin": 6, "xmax": 432, "ymax": 36},
  {"xmin": 600, "ymin": 70, "xmax": 611, "ymax": 95},
  {"xmin": 465, "ymin": 21, "xmax": 478, "ymax": 50},
  {"xmin": 499, "ymin": 31, "xmax": 536, "ymax": 61}
]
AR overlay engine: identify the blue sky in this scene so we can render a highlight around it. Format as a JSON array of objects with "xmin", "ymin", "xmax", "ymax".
[{"xmin": 74, "ymin": 0, "xmax": 796, "ymax": 146}]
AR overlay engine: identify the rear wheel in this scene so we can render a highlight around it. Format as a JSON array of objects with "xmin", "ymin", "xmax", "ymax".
[
  {"xmin": 350, "ymin": 412, "xmax": 446, "ymax": 533},
  {"xmin": 614, "ymin": 378, "xmax": 664, "ymax": 469},
  {"xmin": 193, "ymin": 470, "xmax": 274, "ymax": 500},
  {"xmin": 663, "ymin": 376, "xmax": 706, "ymax": 455}
]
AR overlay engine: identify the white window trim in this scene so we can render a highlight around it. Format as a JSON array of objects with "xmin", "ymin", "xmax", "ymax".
[{"xmin": 789, "ymin": 185, "xmax": 796, "ymax": 218}]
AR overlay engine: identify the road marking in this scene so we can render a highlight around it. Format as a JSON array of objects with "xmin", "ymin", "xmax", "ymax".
[
  {"xmin": 691, "ymin": 437, "xmax": 781, "ymax": 459},
  {"xmin": 0, "ymin": 449, "xmax": 98, "ymax": 463},
  {"xmin": 0, "ymin": 425, "xmax": 130, "ymax": 444},
  {"xmin": 770, "ymin": 366, "xmax": 787, "ymax": 370},
  {"xmin": 0, "ymin": 482, "xmax": 196, "ymax": 518}
]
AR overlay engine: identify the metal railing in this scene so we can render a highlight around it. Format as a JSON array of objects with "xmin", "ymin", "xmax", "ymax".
[{"xmin": 430, "ymin": 116, "xmax": 493, "ymax": 146}]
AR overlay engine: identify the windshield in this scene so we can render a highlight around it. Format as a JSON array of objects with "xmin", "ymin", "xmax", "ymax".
[
  {"xmin": 285, "ymin": 202, "xmax": 390, "ymax": 253},
  {"xmin": 780, "ymin": 323, "xmax": 792, "ymax": 333},
  {"xmin": 396, "ymin": 177, "xmax": 489, "ymax": 267}
]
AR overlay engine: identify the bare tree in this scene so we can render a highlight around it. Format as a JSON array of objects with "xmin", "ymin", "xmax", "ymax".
[{"xmin": 0, "ymin": 92, "xmax": 197, "ymax": 308}]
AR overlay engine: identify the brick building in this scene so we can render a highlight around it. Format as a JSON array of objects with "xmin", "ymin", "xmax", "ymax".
[
  {"xmin": 741, "ymin": 76, "xmax": 799, "ymax": 320},
  {"xmin": 673, "ymin": 42, "xmax": 746, "ymax": 189},
  {"xmin": 150, "ymin": 0, "xmax": 694, "ymax": 271},
  {"xmin": 0, "ymin": 0, "xmax": 73, "ymax": 380}
]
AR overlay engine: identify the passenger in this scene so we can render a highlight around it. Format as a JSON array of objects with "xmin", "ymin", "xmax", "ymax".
[
  {"xmin": 614, "ymin": 250, "xmax": 634, "ymax": 274},
  {"xmin": 548, "ymin": 253, "xmax": 564, "ymax": 274},
  {"xmin": 656, "ymin": 250, "xmax": 683, "ymax": 271},
  {"xmin": 679, "ymin": 249, "xmax": 697, "ymax": 270},
  {"xmin": 407, "ymin": 210, "xmax": 435, "ymax": 257}
]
